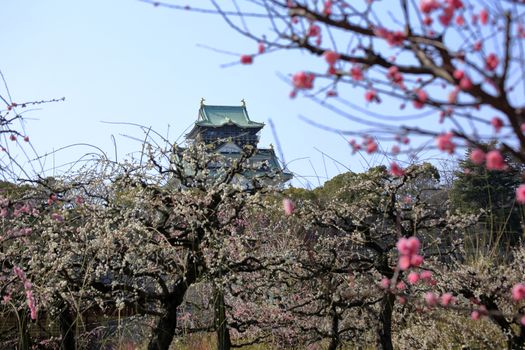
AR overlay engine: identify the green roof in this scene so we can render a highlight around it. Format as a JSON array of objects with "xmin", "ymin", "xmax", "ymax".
[{"xmin": 196, "ymin": 105, "xmax": 264, "ymax": 128}]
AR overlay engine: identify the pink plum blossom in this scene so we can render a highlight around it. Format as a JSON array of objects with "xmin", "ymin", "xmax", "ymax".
[
  {"xmin": 419, "ymin": 0, "xmax": 441, "ymax": 14},
  {"xmin": 350, "ymin": 65, "xmax": 363, "ymax": 81},
  {"xmin": 390, "ymin": 162, "xmax": 404, "ymax": 177},
  {"xmin": 424, "ymin": 292, "xmax": 438, "ymax": 307},
  {"xmin": 485, "ymin": 53, "xmax": 499, "ymax": 71},
  {"xmin": 292, "ymin": 71, "xmax": 315, "ymax": 90},
  {"xmin": 398, "ymin": 255, "xmax": 411, "ymax": 270},
  {"xmin": 365, "ymin": 139, "xmax": 378, "ymax": 154},
  {"xmin": 470, "ymin": 148, "xmax": 486, "ymax": 165},
  {"xmin": 440, "ymin": 293, "xmax": 454, "ymax": 307},
  {"xmin": 459, "ymin": 76, "xmax": 473, "ymax": 90},
  {"xmin": 420, "ymin": 270, "xmax": 432, "ymax": 281},
  {"xmin": 397, "ymin": 237, "xmax": 418, "ymax": 256},
  {"xmin": 512, "ymin": 283, "xmax": 525, "ymax": 302},
  {"xmin": 516, "ymin": 185, "xmax": 525, "ymax": 204},
  {"xmin": 486, "ymin": 150, "xmax": 506, "ymax": 170},
  {"xmin": 480, "ymin": 8, "xmax": 489, "ymax": 25},
  {"xmin": 436, "ymin": 132, "xmax": 455, "ymax": 154},
  {"xmin": 453, "ymin": 69, "xmax": 464, "ymax": 80},
  {"xmin": 407, "ymin": 272, "xmax": 420, "ymax": 284},
  {"xmin": 396, "ymin": 281, "xmax": 406, "ymax": 291},
  {"xmin": 473, "ymin": 41, "xmax": 482, "ymax": 51},
  {"xmin": 471, "ymin": 310, "xmax": 481, "ymax": 320},
  {"xmin": 373, "ymin": 27, "xmax": 406, "ymax": 46},
  {"xmin": 240, "ymin": 55, "xmax": 253, "ymax": 64},
  {"xmin": 323, "ymin": 50, "xmax": 339, "ymax": 65},
  {"xmin": 410, "ymin": 254, "xmax": 424, "ymax": 267},
  {"xmin": 257, "ymin": 42, "xmax": 265, "ymax": 54},
  {"xmin": 283, "ymin": 198, "xmax": 295, "ymax": 216},
  {"xmin": 446, "ymin": 0, "xmax": 463, "ymax": 9},
  {"xmin": 307, "ymin": 24, "xmax": 321, "ymax": 37},
  {"xmin": 364, "ymin": 90, "xmax": 380, "ymax": 103},
  {"xmin": 413, "ymin": 89, "xmax": 428, "ymax": 109}
]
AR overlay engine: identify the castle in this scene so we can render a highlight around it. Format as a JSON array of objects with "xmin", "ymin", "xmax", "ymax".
[{"xmin": 184, "ymin": 100, "xmax": 292, "ymax": 185}]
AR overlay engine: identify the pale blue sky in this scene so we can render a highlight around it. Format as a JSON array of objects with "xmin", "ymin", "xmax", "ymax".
[{"xmin": 1, "ymin": 1, "xmax": 463, "ymax": 187}]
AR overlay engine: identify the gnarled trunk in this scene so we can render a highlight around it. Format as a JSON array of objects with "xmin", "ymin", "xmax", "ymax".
[
  {"xmin": 147, "ymin": 300, "xmax": 179, "ymax": 350},
  {"xmin": 17, "ymin": 310, "xmax": 30, "ymax": 350},
  {"xmin": 327, "ymin": 304, "xmax": 340, "ymax": 350},
  {"xmin": 214, "ymin": 288, "xmax": 231, "ymax": 350},
  {"xmin": 376, "ymin": 292, "xmax": 395, "ymax": 350},
  {"xmin": 53, "ymin": 295, "xmax": 76, "ymax": 350},
  {"xmin": 148, "ymin": 249, "xmax": 204, "ymax": 350}
]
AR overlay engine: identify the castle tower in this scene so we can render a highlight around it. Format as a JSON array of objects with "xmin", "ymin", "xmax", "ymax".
[{"xmin": 185, "ymin": 100, "xmax": 292, "ymax": 185}]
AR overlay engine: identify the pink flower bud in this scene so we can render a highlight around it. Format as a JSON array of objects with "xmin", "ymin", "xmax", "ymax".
[
  {"xmin": 364, "ymin": 90, "xmax": 379, "ymax": 103},
  {"xmin": 491, "ymin": 116, "xmax": 503, "ymax": 132},
  {"xmin": 258, "ymin": 42, "xmax": 265, "ymax": 54},
  {"xmin": 240, "ymin": 55, "xmax": 253, "ymax": 64}
]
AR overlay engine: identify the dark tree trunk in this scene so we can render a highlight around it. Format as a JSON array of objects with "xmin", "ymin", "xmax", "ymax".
[
  {"xmin": 147, "ymin": 249, "xmax": 204, "ymax": 350},
  {"xmin": 55, "ymin": 296, "xmax": 76, "ymax": 350},
  {"xmin": 376, "ymin": 292, "xmax": 395, "ymax": 350},
  {"xmin": 17, "ymin": 310, "xmax": 30, "ymax": 350},
  {"xmin": 509, "ymin": 325, "xmax": 525, "ymax": 350},
  {"xmin": 507, "ymin": 326, "xmax": 525, "ymax": 350},
  {"xmin": 147, "ymin": 300, "xmax": 179, "ymax": 350},
  {"xmin": 214, "ymin": 288, "xmax": 231, "ymax": 350},
  {"xmin": 327, "ymin": 304, "xmax": 340, "ymax": 350}
]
